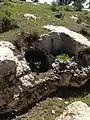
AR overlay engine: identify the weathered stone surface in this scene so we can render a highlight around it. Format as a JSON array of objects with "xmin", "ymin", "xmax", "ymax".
[
  {"xmin": 0, "ymin": 47, "xmax": 16, "ymax": 80},
  {"xmin": 0, "ymin": 27, "xmax": 90, "ymax": 118},
  {"xmin": 0, "ymin": 42, "xmax": 34, "ymax": 117},
  {"xmin": 42, "ymin": 25, "xmax": 90, "ymax": 55},
  {"xmin": 52, "ymin": 57, "xmax": 90, "ymax": 87},
  {"xmin": 56, "ymin": 101, "xmax": 90, "ymax": 120}
]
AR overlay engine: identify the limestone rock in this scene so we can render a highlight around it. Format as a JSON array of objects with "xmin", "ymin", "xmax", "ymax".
[
  {"xmin": 24, "ymin": 13, "xmax": 37, "ymax": 20},
  {"xmin": 0, "ymin": 47, "xmax": 16, "ymax": 79},
  {"xmin": 56, "ymin": 101, "xmax": 90, "ymax": 120},
  {"xmin": 42, "ymin": 25, "xmax": 90, "ymax": 55},
  {"xmin": 0, "ymin": 41, "xmax": 34, "ymax": 117}
]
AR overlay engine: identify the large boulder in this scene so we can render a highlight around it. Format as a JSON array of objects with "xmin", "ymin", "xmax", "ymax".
[
  {"xmin": 0, "ymin": 41, "xmax": 61, "ymax": 118},
  {"xmin": 56, "ymin": 101, "xmax": 90, "ymax": 120},
  {"xmin": 0, "ymin": 41, "xmax": 35, "ymax": 118},
  {"xmin": 41, "ymin": 25, "xmax": 90, "ymax": 55}
]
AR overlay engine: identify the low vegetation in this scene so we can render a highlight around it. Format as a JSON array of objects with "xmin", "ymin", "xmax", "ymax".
[
  {"xmin": 0, "ymin": 1, "xmax": 90, "ymax": 42},
  {"xmin": 0, "ymin": 10, "xmax": 18, "ymax": 33},
  {"xmin": 56, "ymin": 54, "xmax": 69, "ymax": 63},
  {"xmin": 19, "ymin": 91, "xmax": 90, "ymax": 120}
]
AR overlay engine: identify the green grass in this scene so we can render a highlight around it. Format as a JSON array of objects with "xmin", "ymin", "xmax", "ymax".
[
  {"xmin": 18, "ymin": 92, "xmax": 90, "ymax": 120},
  {"xmin": 20, "ymin": 98, "xmax": 67, "ymax": 120},
  {"xmin": 0, "ymin": 1, "xmax": 90, "ymax": 42},
  {"xmin": 67, "ymin": 94, "xmax": 90, "ymax": 106}
]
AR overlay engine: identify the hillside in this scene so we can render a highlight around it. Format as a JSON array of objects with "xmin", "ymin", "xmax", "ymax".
[{"xmin": 0, "ymin": 1, "xmax": 90, "ymax": 42}]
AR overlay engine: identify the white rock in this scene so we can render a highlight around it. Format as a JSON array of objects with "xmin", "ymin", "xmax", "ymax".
[
  {"xmin": 43, "ymin": 25, "xmax": 90, "ymax": 47},
  {"xmin": 32, "ymin": 2, "xmax": 39, "ymax": 5},
  {"xmin": 0, "ymin": 47, "xmax": 16, "ymax": 78},
  {"xmin": 70, "ymin": 15, "xmax": 78, "ymax": 20},
  {"xmin": 24, "ymin": 13, "xmax": 37, "ymax": 19},
  {"xmin": 64, "ymin": 101, "xmax": 69, "ymax": 104},
  {"xmin": 52, "ymin": 110, "xmax": 55, "ymax": 114},
  {"xmin": 0, "ymin": 41, "xmax": 15, "ymax": 51},
  {"xmin": 15, "ymin": 57, "xmax": 30, "ymax": 77},
  {"xmin": 19, "ymin": 74, "xmax": 34, "ymax": 87},
  {"xmin": 68, "ymin": 1, "xmax": 74, "ymax": 6},
  {"xmin": 58, "ymin": 98, "xmax": 62, "ymax": 100},
  {"xmin": 56, "ymin": 101, "xmax": 90, "ymax": 120}
]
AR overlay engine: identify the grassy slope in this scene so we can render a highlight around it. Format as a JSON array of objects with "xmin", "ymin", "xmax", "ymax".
[{"xmin": 0, "ymin": 1, "xmax": 89, "ymax": 42}]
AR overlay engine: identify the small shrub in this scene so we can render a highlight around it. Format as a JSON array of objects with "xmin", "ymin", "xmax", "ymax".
[
  {"xmin": 77, "ymin": 17, "xmax": 82, "ymax": 24},
  {"xmin": 56, "ymin": 54, "xmax": 69, "ymax": 63},
  {"xmin": 51, "ymin": 1, "xmax": 57, "ymax": 11},
  {"xmin": 74, "ymin": 0, "xmax": 85, "ymax": 11},
  {"xmin": 64, "ymin": 6, "xmax": 73, "ymax": 12},
  {"xmin": 0, "ymin": 10, "xmax": 18, "ymax": 33},
  {"xmin": 13, "ymin": 31, "xmax": 39, "ymax": 50},
  {"xmin": 0, "ymin": 16, "xmax": 18, "ymax": 33},
  {"xmin": 80, "ymin": 27, "xmax": 90, "ymax": 37}
]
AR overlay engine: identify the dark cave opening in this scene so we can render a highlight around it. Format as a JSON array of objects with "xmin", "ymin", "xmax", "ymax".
[{"xmin": 25, "ymin": 48, "xmax": 52, "ymax": 73}]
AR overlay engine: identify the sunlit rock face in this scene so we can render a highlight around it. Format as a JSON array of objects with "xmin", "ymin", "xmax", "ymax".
[
  {"xmin": 56, "ymin": 101, "xmax": 90, "ymax": 120},
  {"xmin": 42, "ymin": 25, "xmax": 90, "ymax": 55}
]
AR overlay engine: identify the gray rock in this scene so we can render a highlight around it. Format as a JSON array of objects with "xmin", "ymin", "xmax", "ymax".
[{"xmin": 56, "ymin": 101, "xmax": 90, "ymax": 120}]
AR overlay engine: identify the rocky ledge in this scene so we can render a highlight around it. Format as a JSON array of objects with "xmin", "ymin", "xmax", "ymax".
[{"xmin": 0, "ymin": 27, "xmax": 90, "ymax": 119}]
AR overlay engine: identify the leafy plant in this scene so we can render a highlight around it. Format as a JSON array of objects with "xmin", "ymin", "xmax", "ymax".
[{"xmin": 56, "ymin": 54, "xmax": 69, "ymax": 63}]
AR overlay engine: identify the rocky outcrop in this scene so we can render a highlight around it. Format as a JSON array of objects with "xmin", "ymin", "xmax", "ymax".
[
  {"xmin": 41, "ymin": 25, "xmax": 90, "ymax": 55},
  {"xmin": 1, "ymin": 26, "xmax": 90, "ymax": 119},
  {"xmin": 56, "ymin": 101, "xmax": 90, "ymax": 120},
  {"xmin": 0, "ymin": 41, "xmax": 62, "ymax": 118},
  {"xmin": 0, "ymin": 41, "xmax": 35, "ymax": 118}
]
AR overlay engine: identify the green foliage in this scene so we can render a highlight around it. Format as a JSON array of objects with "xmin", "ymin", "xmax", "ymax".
[
  {"xmin": 64, "ymin": 6, "xmax": 73, "ymax": 12},
  {"xmin": 23, "ymin": 98, "xmax": 67, "ymax": 120},
  {"xmin": 0, "ymin": 1, "xmax": 90, "ymax": 42},
  {"xmin": 80, "ymin": 26, "xmax": 90, "ymax": 37},
  {"xmin": 0, "ymin": 10, "xmax": 18, "ymax": 33},
  {"xmin": 56, "ymin": 0, "xmax": 72, "ymax": 5},
  {"xmin": 74, "ymin": 0, "xmax": 86, "ymax": 11},
  {"xmin": 51, "ymin": 1, "xmax": 57, "ymax": 11},
  {"xmin": 56, "ymin": 54, "xmax": 69, "ymax": 63}
]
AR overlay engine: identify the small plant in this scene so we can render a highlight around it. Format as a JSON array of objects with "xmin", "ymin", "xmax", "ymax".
[
  {"xmin": 56, "ymin": 54, "xmax": 69, "ymax": 63},
  {"xmin": 77, "ymin": 17, "xmax": 82, "ymax": 24},
  {"xmin": 64, "ymin": 6, "xmax": 73, "ymax": 12},
  {"xmin": 80, "ymin": 27, "xmax": 90, "ymax": 37},
  {"xmin": 13, "ymin": 31, "xmax": 39, "ymax": 50},
  {"xmin": 0, "ymin": 10, "xmax": 18, "ymax": 33}
]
